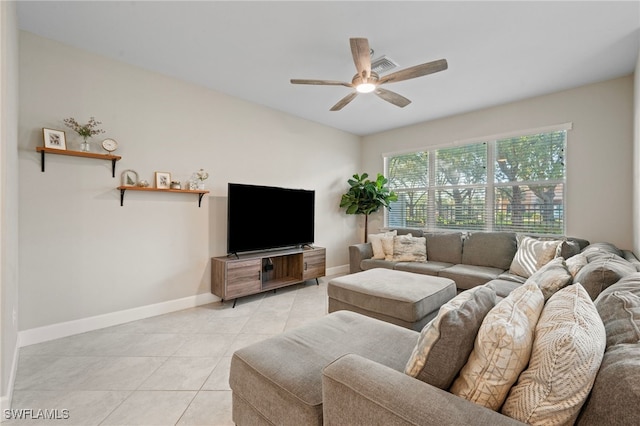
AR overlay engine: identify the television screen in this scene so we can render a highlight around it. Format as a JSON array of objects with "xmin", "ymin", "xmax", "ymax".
[{"xmin": 227, "ymin": 183, "xmax": 315, "ymax": 254}]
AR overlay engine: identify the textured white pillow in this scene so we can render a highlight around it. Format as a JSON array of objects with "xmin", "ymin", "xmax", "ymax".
[
  {"xmin": 501, "ymin": 283, "xmax": 605, "ymax": 425},
  {"xmin": 526, "ymin": 257, "xmax": 572, "ymax": 301},
  {"xmin": 369, "ymin": 230, "xmax": 397, "ymax": 259},
  {"xmin": 391, "ymin": 234, "xmax": 426, "ymax": 262},
  {"xmin": 450, "ymin": 282, "xmax": 544, "ymax": 410},
  {"xmin": 510, "ymin": 235, "xmax": 562, "ymax": 278}
]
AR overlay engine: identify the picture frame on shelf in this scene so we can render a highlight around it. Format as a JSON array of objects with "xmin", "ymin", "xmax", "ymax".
[
  {"xmin": 155, "ymin": 171, "xmax": 171, "ymax": 189},
  {"xmin": 121, "ymin": 169, "xmax": 138, "ymax": 187},
  {"xmin": 42, "ymin": 128, "xmax": 66, "ymax": 150}
]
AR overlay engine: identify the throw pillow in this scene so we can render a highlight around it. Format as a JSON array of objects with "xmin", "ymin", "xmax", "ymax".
[
  {"xmin": 573, "ymin": 254, "xmax": 636, "ymax": 300},
  {"xmin": 509, "ymin": 235, "xmax": 562, "ymax": 278},
  {"xmin": 450, "ymin": 282, "xmax": 544, "ymax": 411},
  {"xmin": 595, "ymin": 290, "xmax": 640, "ymax": 348},
  {"xmin": 501, "ymin": 284, "xmax": 606, "ymax": 426},
  {"xmin": 526, "ymin": 257, "xmax": 572, "ymax": 301},
  {"xmin": 404, "ymin": 286, "xmax": 497, "ymax": 390},
  {"xmin": 390, "ymin": 234, "xmax": 426, "ymax": 262},
  {"xmin": 381, "ymin": 234, "xmax": 398, "ymax": 261},
  {"xmin": 566, "ymin": 252, "xmax": 588, "ymax": 277},
  {"xmin": 369, "ymin": 230, "xmax": 397, "ymax": 259}
]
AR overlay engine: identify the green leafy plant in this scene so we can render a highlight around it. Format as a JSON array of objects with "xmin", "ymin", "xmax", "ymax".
[
  {"xmin": 63, "ymin": 117, "xmax": 105, "ymax": 141},
  {"xmin": 340, "ymin": 173, "xmax": 398, "ymax": 242}
]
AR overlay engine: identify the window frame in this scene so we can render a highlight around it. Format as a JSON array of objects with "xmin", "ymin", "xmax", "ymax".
[{"xmin": 383, "ymin": 123, "xmax": 571, "ymax": 235}]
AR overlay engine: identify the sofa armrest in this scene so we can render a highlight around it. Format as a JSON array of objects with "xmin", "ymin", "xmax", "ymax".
[
  {"xmin": 323, "ymin": 354, "xmax": 524, "ymax": 426},
  {"xmin": 349, "ymin": 243, "xmax": 373, "ymax": 274}
]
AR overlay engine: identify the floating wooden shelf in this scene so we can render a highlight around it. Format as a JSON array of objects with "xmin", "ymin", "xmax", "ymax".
[
  {"xmin": 36, "ymin": 146, "xmax": 122, "ymax": 177},
  {"xmin": 116, "ymin": 186, "xmax": 210, "ymax": 207}
]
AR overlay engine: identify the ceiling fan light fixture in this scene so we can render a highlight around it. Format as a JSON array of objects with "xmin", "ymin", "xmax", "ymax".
[{"xmin": 356, "ymin": 83, "xmax": 376, "ymax": 93}]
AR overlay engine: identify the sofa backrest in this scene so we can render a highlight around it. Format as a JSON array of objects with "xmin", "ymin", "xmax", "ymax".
[
  {"xmin": 462, "ymin": 232, "xmax": 517, "ymax": 270},
  {"xmin": 425, "ymin": 232, "xmax": 463, "ymax": 264}
]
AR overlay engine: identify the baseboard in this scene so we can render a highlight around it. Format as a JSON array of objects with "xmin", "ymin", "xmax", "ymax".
[
  {"xmin": 18, "ymin": 292, "xmax": 219, "ymax": 348},
  {"xmin": 326, "ymin": 264, "xmax": 349, "ymax": 277},
  {"xmin": 0, "ymin": 343, "xmax": 20, "ymax": 420}
]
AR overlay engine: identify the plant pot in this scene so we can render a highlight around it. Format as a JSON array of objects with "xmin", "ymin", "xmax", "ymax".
[
  {"xmin": 80, "ymin": 141, "xmax": 90, "ymax": 152},
  {"xmin": 198, "ymin": 182, "xmax": 205, "ymax": 190}
]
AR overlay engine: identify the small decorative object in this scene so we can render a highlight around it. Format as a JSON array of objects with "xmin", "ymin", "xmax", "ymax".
[
  {"xmin": 196, "ymin": 168, "xmax": 209, "ymax": 190},
  {"xmin": 101, "ymin": 138, "xmax": 118, "ymax": 154},
  {"xmin": 188, "ymin": 179, "xmax": 198, "ymax": 190},
  {"xmin": 121, "ymin": 169, "xmax": 138, "ymax": 187},
  {"xmin": 137, "ymin": 180, "xmax": 149, "ymax": 188},
  {"xmin": 155, "ymin": 171, "xmax": 171, "ymax": 189},
  {"xmin": 170, "ymin": 181, "xmax": 181, "ymax": 190},
  {"xmin": 42, "ymin": 128, "xmax": 66, "ymax": 150},
  {"xmin": 63, "ymin": 116, "xmax": 105, "ymax": 152}
]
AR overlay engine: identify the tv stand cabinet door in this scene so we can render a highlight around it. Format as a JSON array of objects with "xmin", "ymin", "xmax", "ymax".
[
  {"xmin": 225, "ymin": 259, "xmax": 262, "ymax": 299},
  {"xmin": 303, "ymin": 248, "xmax": 326, "ymax": 281}
]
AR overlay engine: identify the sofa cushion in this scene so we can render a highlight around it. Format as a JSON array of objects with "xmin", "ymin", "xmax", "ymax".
[
  {"xmin": 595, "ymin": 290, "xmax": 640, "ymax": 348},
  {"xmin": 369, "ymin": 230, "xmax": 397, "ymax": 259},
  {"xmin": 485, "ymin": 279, "xmax": 523, "ymax": 299},
  {"xmin": 451, "ymin": 282, "xmax": 544, "ymax": 411},
  {"xmin": 582, "ymin": 242, "xmax": 624, "ymax": 259},
  {"xmin": 577, "ymin": 343, "xmax": 640, "ymax": 426},
  {"xmin": 526, "ymin": 257, "xmax": 572, "ymax": 301},
  {"xmin": 360, "ymin": 259, "xmax": 398, "ymax": 271},
  {"xmin": 509, "ymin": 235, "xmax": 561, "ymax": 278},
  {"xmin": 390, "ymin": 234, "xmax": 426, "ymax": 262},
  {"xmin": 404, "ymin": 286, "xmax": 497, "ymax": 390},
  {"xmin": 574, "ymin": 254, "xmax": 636, "ymax": 300},
  {"xmin": 394, "ymin": 261, "xmax": 453, "ymax": 276},
  {"xmin": 229, "ymin": 311, "xmax": 418, "ymax": 425},
  {"xmin": 425, "ymin": 232, "xmax": 463, "ymax": 264},
  {"xmin": 462, "ymin": 232, "xmax": 516, "ymax": 270},
  {"xmin": 501, "ymin": 284, "xmax": 605, "ymax": 426},
  {"xmin": 438, "ymin": 264, "xmax": 505, "ymax": 290}
]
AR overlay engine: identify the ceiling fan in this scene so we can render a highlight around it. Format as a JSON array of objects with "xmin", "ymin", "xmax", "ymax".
[{"xmin": 290, "ymin": 37, "xmax": 448, "ymax": 111}]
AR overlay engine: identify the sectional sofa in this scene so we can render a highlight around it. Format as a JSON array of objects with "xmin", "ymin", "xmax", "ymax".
[{"xmin": 229, "ymin": 229, "xmax": 640, "ymax": 425}]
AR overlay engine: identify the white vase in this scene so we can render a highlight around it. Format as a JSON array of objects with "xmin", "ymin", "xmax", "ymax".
[
  {"xmin": 80, "ymin": 140, "xmax": 90, "ymax": 152},
  {"xmin": 198, "ymin": 182, "xmax": 205, "ymax": 190}
]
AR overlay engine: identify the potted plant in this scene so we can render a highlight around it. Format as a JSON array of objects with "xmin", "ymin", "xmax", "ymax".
[
  {"xmin": 340, "ymin": 173, "xmax": 397, "ymax": 242},
  {"xmin": 63, "ymin": 116, "xmax": 105, "ymax": 152}
]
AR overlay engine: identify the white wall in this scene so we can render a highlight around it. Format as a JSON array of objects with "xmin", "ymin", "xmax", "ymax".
[
  {"xmin": 362, "ymin": 76, "xmax": 635, "ymax": 250},
  {"xmin": 18, "ymin": 32, "xmax": 360, "ymax": 332},
  {"xmin": 1, "ymin": 0, "xmax": 20, "ymax": 412}
]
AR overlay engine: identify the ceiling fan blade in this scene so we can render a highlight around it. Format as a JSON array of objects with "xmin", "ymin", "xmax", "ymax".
[
  {"xmin": 350, "ymin": 38, "xmax": 371, "ymax": 80},
  {"xmin": 378, "ymin": 59, "xmax": 448, "ymax": 85},
  {"xmin": 330, "ymin": 92, "xmax": 358, "ymax": 111},
  {"xmin": 375, "ymin": 88, "xmax": 411, "ymax": 108},
  {"xmin": 290, "ymin": 79, "xmax": 352, "ymax": 87}
]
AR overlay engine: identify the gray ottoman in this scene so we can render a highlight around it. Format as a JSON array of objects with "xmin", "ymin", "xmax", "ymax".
[{"xmin": 328, "ymin": 268, "xmax": 456, "ymax": 331}]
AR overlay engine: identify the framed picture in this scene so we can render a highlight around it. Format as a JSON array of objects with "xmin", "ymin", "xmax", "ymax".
[
  {"xmin": 43, "ymin": 128, "xmax": 66, "ymax": 150},
  {"xmin": 121, "ymin": 169, "xmax": 138, "ymax": 187},
  {"xmin": 155, "ymin": 172, "xmax": 171, "ymax": 189}
]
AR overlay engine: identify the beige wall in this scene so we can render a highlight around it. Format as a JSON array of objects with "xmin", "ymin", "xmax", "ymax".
[
  {"xmin": 18, "ymin": 32, "xmax": 360, "ymax": 331},
  {"xmin": 1, "ymin": 1, "xmax": 20, "ymax": 410},
  {"xmin": 362, "ymin": 76, "xmax": 635, "ymax": 250}
]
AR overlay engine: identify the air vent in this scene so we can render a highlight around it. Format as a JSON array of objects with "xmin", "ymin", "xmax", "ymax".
[{"xmin": 371, "ymin": 56, "xmax": 398, "ymax": 74}]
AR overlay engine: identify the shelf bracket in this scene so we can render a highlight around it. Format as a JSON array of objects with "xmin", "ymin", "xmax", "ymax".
[
  {"xmin": 198, "ymin": 193, "xmax": 205, "ymax": 207},
  {"xmin": 120, "ymin": 188, "xmax": 126, "ymax": 206},
  {"xmin": 40, "ymin": 149, "xmax": 45, "ymax": 172},
  {"xmin": 111, "ymin": 159, "xmax": 117, "ymax": 178}
]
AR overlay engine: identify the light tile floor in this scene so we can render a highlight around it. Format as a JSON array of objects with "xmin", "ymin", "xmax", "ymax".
[{"xmin": 7, "ymin": 278, "xmax": 332, "ymax": 425}]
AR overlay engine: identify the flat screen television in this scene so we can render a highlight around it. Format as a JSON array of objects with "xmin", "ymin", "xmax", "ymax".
[{"xmin": 227, "ymin": 183, "xmax": 315, "ymax": 254}]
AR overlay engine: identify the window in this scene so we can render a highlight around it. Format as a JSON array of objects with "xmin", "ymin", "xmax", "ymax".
[{"xmin": 386, "ymin": 127, "xmax": 567, "ymax": 235}]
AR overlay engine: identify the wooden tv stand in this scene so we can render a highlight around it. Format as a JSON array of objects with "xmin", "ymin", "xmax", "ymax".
[{"xmin": 211, "ymin": 246, "xmax": 326, "ymax": 306}]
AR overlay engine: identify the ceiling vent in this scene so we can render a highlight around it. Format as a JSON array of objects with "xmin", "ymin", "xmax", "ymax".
[{"xmin": 371, "ymin": 56, "xmax": 398, "ymax": 74}]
